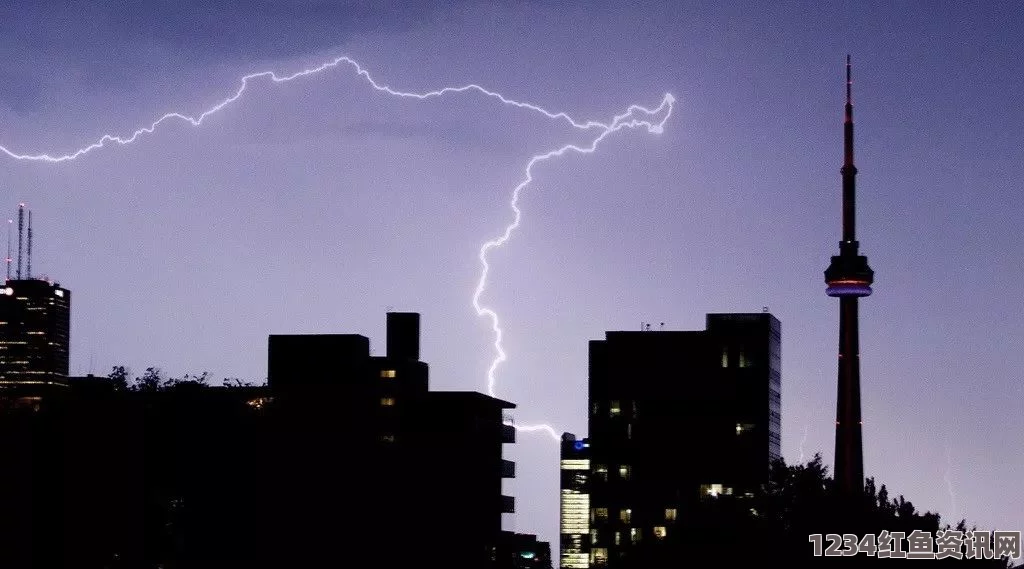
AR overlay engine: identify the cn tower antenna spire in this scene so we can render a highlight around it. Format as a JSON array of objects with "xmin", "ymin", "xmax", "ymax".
[
  {"xmin": 825, "ymin": 55, "xmax": 874, "ymax": 500},
  {"xmin": 5, "ymin": 219, "xmax": 10, "ymax": 281},
  {"xmin": 846, "ymin": 54, "xmax": 852, "ymax": 108}
]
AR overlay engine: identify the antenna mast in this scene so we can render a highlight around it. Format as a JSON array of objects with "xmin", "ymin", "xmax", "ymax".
[
  {"xmin": 5, "ymin": 219, "xmax": 11, "ymax": 281},
  {"xmin": 16, "ymin": 203, "xmax": 24, "ymax": 280},
  {"xmin": 26, "ymin": 210, "xmax": 32, "ymax": 280}
]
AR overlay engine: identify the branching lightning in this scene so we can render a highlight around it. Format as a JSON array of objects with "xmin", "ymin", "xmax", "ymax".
[
  {"xmin": 0, "ymin": 55, "xmax": 675, "ymax": 442},
  {"xmin": 473, "ymin": 98, "xmax": 673, "ymax": 442}
]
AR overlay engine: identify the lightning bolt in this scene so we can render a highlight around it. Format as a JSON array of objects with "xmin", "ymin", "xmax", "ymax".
[
  {"xmin": 474, "ymin": 97, "xmax": 673, "ymax": 442},
  {"xmin": 798, "ymin": 422, "xmax": 809, "ymax": 463},
  {"xmin": 944, "ymin": 443, "xmax": 958, "ymax": 524},
  {"xmin": 0, "ymin": 54, "xmax": 675, "ymax": 442}
]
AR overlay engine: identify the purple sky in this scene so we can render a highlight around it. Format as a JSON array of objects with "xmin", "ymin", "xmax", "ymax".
[{"xmin": 2, "ymin": 0, "xmax": 1022, "ymax": 551}]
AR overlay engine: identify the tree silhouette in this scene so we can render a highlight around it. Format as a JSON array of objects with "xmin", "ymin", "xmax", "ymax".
[
  {"xmin": 106, "ymin": 365, "xmax": 130, "ymax": 390},
  {"xmin": 684, "ymin": 453, "xmax": 1020, "ymax": 566}
]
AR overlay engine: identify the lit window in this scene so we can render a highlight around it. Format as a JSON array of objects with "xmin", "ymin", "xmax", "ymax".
[
  {"xmin": 620, "ymin": 508, "xmax": 631, "ymax": 524},
  {"xmin": 654, "ymin": 526, "xmax": 667, "ymax": 539},
  {"xmin": 630, "ymin": 527, "xmax": 640, "ymax": 543},
  {"xmin": 701, "ymin": 483, "xmax": 724, "ymax": 497},
  {"xmin": 380, "ymin": 369, "xmax": 396, "ymax": 378},
  {"xmin": 627, "ymin": 423, "xmax": 632, "ymax": 439},
  {"xmin": 594, "ymin": 508, "xmax": 608, "ymax": 521},
  {"xmin": 380, "ymin": 434, "xmax": 395, "ymax": 442},
  {"xmin": 739, "ymin": 350, "xmax": 749, "ymax": 368},
  {"xmin": 609, "ymin": 400, "xmax": 621, "ymax": 417},
  {"xmin": 246, "ymin": 397, "xmax": 271, "ymax": 410},
  {"xmin": 721, "ymin": 348, "xmax": 728, "ymax": 367},
  {"xmin": 614, "ymin": 531, "xmax": 621, "ymax": 545},
  {"xmin": 594, "ymin": 465, "xmax": 608, "ymax": 481},
  {"xmin": 665, "ymin": 508, "xmax": 677, "ymax": 521},
  {"xmin": 591, "ymin": 548, "xmax": 608, "ymax": 566},
  {"xmin": 619, "ymin": 465, "xmax": 631, "ymax": 480},
  {"xmin": 590, "ymin": 529, "xmax": 598, "ymax": 544},
  {"xmin": 736, "ymin": 423, "xmax": 755, "ymax": 434},
  {"xmin": 380, "ymin": 397, "xmax": 395, "ymax": 406}
]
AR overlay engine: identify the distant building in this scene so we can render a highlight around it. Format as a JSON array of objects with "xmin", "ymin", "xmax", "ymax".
[
  {"xmin": 586, "ymin": 313, "xmax": 781, "ymax": 567},
  {"xmin": 496, "ymin": 531, "xmax": 553, "ymax": 569},
  {"xmin": 0, "ymin": 278, "xmax": 71, "ymax": 394},
  {"xmin": 560, "ymin": 432, "xmax": 591, "ymax": 569}
]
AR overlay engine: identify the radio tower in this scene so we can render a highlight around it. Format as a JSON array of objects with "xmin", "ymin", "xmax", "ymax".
[
  {"xmin": 824, "ymin": 55, "xmax": 874, "ymax": 497},
  {"xmin": 16, "ymin": 203, "xmax": 24, "ymax": 280},
  {"xmin": 5, "ymin": 219, "xmax": 11, "ymax": 281}
]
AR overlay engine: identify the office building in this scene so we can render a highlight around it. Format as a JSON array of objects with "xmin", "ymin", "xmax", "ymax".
[
  {"xmin": 560, "ymin": 432, "xmax": 591, "ymax": 569},
  {"xmin": 586, "ymin": 313, "xmax": 780, "ymax": 567},
  {"xmin": 266, "ymin": 312, "xmax": 517, "ymax": 568},
  {"xmin": 0, "ymin": 206, "xmax": 71, "ymax": 394}
]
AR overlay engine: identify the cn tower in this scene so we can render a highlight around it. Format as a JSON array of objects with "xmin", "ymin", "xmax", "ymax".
[{"xmin": 824, "ymin": 55, "xmax": 874, "ymax": 497}]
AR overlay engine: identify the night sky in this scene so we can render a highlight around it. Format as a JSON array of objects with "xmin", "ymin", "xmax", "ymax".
[{"xmin": 2, "ymin": 0, "xmax": 1022, "ymax": 551}]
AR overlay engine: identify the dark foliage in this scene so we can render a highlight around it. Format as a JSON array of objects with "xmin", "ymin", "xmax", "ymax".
[{"xmin": 677, "ymin": 453, "xmax": 1018, "ymax": 566}]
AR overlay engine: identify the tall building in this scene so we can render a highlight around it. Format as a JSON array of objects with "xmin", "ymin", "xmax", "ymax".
[
  {"xmin": 0, "ymin": 206, "xmax": 71, "ymax": 394},
  {"xmin": 586, "ymin": 313, "xmax": 780, "ymax": 567},
  {"xmin": 266, "ymin": 312, "xmax": 517, "ymax": 568},
  {"xmin": 560, "ymin": 433, "xmax": 591, "ymax": 569},
  {"xmin": 824, "ymin": 56, "xmax": 874, "ymax": 497}
]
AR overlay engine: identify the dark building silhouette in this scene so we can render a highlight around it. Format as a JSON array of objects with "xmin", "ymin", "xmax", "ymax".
[
  {"xmin": 266, "ymin": 312, "xmax": 516, "ymax": 567},
  {"xmin": 824, "ymin": 56, "xmax": 874, "ymax": 497},
  {"xmin": 585, "ymin": 313, "xmax": 780, "ymax": 567},
  {"xmin": 0, "ymin": 312, "xmax": 524, "ymax": 569},
  {"xmin": 560, "ymin": 433, "xmax": 591, "ymax": 568}
]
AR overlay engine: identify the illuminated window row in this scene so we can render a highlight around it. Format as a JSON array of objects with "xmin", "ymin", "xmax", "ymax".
[{"xmin": 561, "ymin": 459, "xmax": 589, "ymax": 471}]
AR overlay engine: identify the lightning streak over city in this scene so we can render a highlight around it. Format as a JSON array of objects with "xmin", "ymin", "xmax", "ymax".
[
  {"xmin": 474, "ymin": 98, "xmax": 674, "ymax": 442},
  {"xmin": 0, "ymin": 55, "xmax": 675, "ymax": 442}
]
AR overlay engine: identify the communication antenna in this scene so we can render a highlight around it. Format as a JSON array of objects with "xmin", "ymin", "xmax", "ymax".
[
  {"xmin": 5, "ymin": 219, "xmax": 11, "ymax": 281},
  {"xmin": 660, "ymin": 322, "xmax": 665, "ymax": 330},
  {"xmin": 26, "ymin": 210, "xmax": 32, "ymax": 279},
  {"xmin": 16, "ymin": 203, "xmax": 23, "ymax": 280}
]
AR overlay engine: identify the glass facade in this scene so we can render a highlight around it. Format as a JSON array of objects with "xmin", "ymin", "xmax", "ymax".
[
  {"xmin": 560, "ymin": 435, "xmax": 591, "ymax": 568},
  {"xmin": 0, "ymin": 279, "xmax": 71, "ymax": 390}
]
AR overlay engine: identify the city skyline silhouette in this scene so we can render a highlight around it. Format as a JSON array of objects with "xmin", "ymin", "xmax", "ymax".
[{"xmin": 1, "ymin": 0, "xmax": 1022, "ymax": 554}]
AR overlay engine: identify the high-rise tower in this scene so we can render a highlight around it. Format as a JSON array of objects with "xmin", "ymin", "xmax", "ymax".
[
  {"xmin": 0, "ymin": 207, "xmax": 71, "ymax": 394},
  {"xmin": 824, "ymin": 56, "xmax": 874, "ymax": 497}
]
